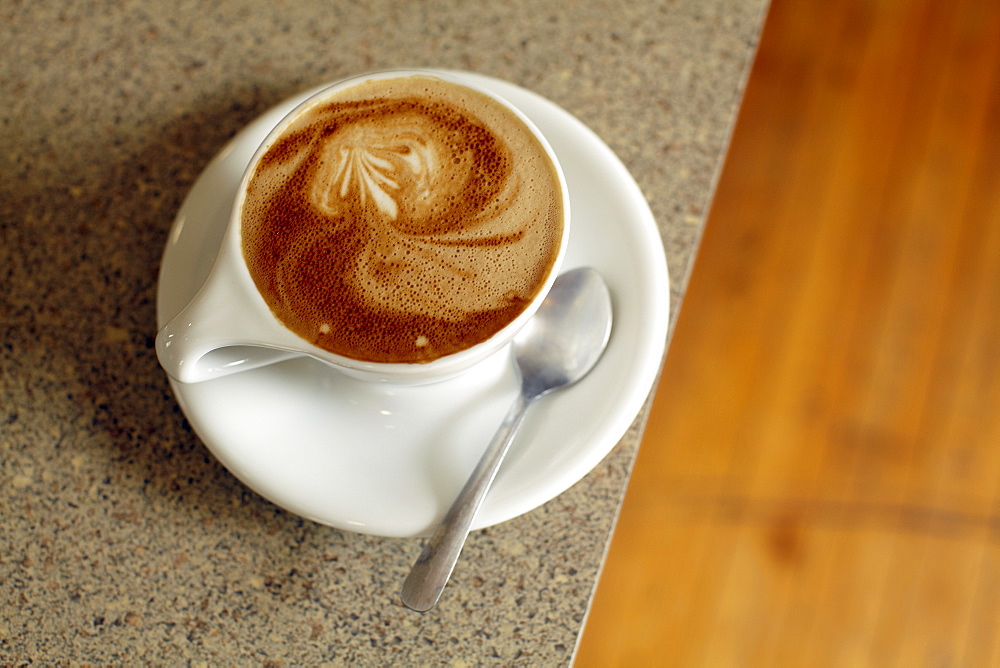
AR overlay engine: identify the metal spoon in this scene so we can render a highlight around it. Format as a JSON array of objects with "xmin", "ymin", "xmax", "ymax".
[{"xmin": 400, "ymin": 267, "xmax": 613, "ymax": 612}]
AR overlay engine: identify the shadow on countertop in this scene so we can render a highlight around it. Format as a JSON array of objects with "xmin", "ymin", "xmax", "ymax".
[{"xmin": 0, "ymin": 79, "xmax": 378, "ymax": 544}]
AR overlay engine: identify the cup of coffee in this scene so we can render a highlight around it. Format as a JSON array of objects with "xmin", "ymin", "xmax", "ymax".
[{"xmin": 156, "ymin": 69, "xmax": 570, "ymax": 384}]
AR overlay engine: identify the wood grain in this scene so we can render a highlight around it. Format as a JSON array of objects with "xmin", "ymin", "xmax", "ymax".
[{"xmin": 576, "ymin": 0, "xmax": 1000, "ymax": 664}]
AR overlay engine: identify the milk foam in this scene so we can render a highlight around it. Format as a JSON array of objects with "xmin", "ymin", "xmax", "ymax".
[{"xmin": 241, "ymin": 75, "xmax": 564, "ymax": 363}]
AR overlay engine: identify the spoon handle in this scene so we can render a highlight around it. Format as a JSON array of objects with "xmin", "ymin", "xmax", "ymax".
[{"xmin": 400, "ymin": 391, "xmax": 532, "ymax": 612}]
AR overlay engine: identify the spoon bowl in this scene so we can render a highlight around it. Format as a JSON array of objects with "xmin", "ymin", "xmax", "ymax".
[
  {"xmin": 514, "ymin": 267, "xmax": 614, "ymax": 399},
  {"xmin": 400, "ymin": 267, "xmax": 613, "ymax": 612}
]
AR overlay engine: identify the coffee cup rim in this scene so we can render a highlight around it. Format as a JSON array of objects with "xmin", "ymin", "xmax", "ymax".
[{"xmin": 226, "ymin": 68, "xmax": 572, "ymax": 383}]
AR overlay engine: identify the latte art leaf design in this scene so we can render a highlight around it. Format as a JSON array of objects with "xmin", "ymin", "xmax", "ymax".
[
  {"xmin": 333, "ymin": 146, "xmax": 399, "ymax": 219},
  {"xmin": 313, "ymin": 127, "xmax": 437, "ymax": 221}
]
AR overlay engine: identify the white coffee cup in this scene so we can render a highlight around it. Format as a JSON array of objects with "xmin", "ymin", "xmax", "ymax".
[{"xmin": 156, "ymin": 69, "xmax": 570, "ymax": 385}]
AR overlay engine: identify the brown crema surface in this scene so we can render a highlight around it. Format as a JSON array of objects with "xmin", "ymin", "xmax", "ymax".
[{"xmin": 241, "ymin": 75, "xmax": 564, "ymax": 363}]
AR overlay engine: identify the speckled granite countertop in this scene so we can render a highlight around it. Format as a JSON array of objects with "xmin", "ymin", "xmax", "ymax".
[{"xmin": 1, "ymin": 0, "xmax": 766, "ymax": 663}]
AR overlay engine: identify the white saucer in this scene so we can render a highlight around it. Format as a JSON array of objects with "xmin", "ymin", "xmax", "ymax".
[{"xmin": 156, "ymin": 70, "xmax": 669, "ymax": 538}]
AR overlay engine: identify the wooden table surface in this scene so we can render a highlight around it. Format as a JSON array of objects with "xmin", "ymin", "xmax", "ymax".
[{"xmin": 578, "ymin": 0, "xmax": 1000, "ymax": 664}]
